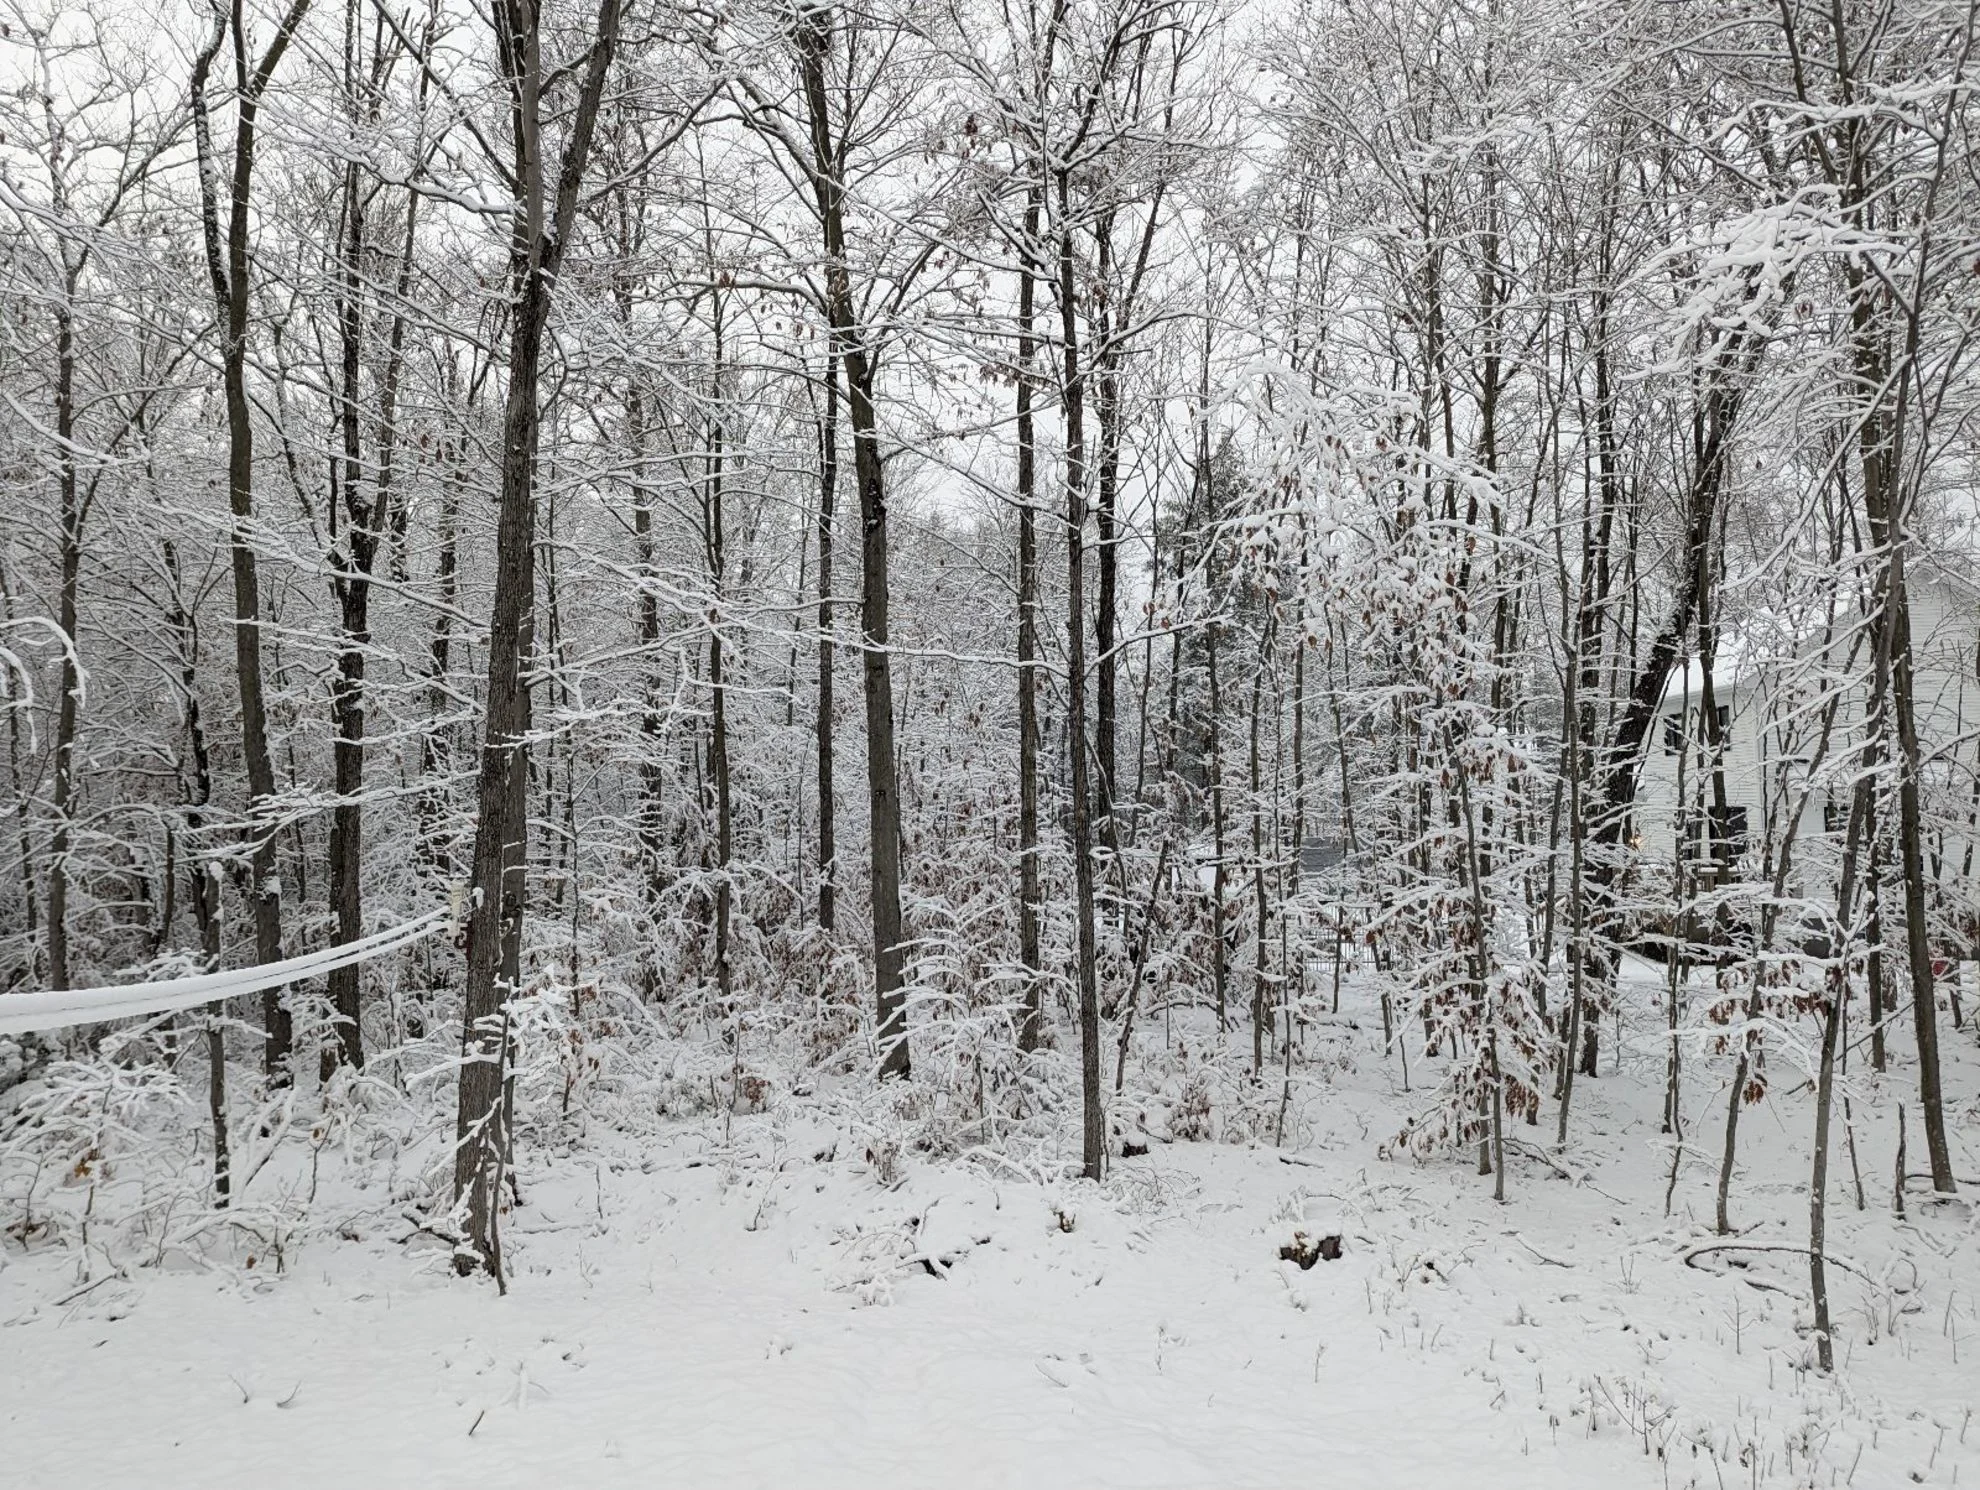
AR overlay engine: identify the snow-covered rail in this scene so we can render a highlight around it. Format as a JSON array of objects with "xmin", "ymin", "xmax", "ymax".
[{"xmin": 0, "ymin": 909, "xmax": 449, "ymax": 1036}]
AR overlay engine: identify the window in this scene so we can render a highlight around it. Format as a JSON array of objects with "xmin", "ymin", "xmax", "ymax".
[
  {"xmin": 1681, "ymin": 804, "xmax": 1752, "ymax": 870},
  {"xmin": 1710, "ymin": 704, "xmax": 1731, "ymax": 742},
  {"xmin": 1710, "ymin": 803, "xmax": 1750, "ymax": 857},
  {"xmin": 1824, "ymin": 795, "xmax": 1847, "ymax": 834}
]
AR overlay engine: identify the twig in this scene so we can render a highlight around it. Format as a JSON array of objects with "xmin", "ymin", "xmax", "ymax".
[
  {"xmin": 1509, "ymin": 1232, "xmax": 1573, "ymax": 1268},
  {"xmin": 54, "ymin": 1273, "xmax": 122, "ymax": 1307},
  {"xmin": 1506, "ymin": 1139, "xmax": 1625, "ymax": 1203}
]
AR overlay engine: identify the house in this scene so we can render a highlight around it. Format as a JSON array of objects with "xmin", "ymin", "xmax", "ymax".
[{"xmin": 1634, "ymin": 565, "xmax": 1979, "ymax": 914}]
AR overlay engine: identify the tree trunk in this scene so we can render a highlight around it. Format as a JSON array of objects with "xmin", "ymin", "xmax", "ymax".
[
  {"xmin": 1810, "ymin": 964, "xmax": 1842, "ymax": 1372},
  {"xmin": 44, "ymin": 291, "xmax": 80, "ymax": 994},
  {"xmin": 3, "ymin": 558, "xmax": 38, "ymax": 966},
  {"xmin": 1208, "ymin": 627, "xmax": 1228, "ymax": 1029},
  {"xmin": 1847, "ymin": 316, "xmax": 1953, "ymax": 1190},
  {"xmin": 1579, "ymin": 355, "xmax": 1752, "ymax": 1078},
  {"xmin": 849, "ymin": 373, "xmax": 908, "ymax": 1076},
  {"xmin": 632, "ymin": 402, "xmax": 667, "ymax": 896},
  {"xmin": 165, "ymin": 537, "xmax": 230, "ymax": 1206},
  {"xmin": 705, "ymin": 403, "xmax": 733, "ymax": 1013},
  {"xmin": 1884, "ymin": 569, "xmax": 1955, "ymax": 1192},
  {"xmin": 1058, "ymin": 173, "xmax": 1104, "ymax": 1181},
  {"xmin": 417, "ymin": 438, "xmax": 463, "ymax": 879},
  {"xmin": 326, "ymin": 117, "xmax": 418, "ymax": 1067},
  {"xmin": 1093, "ymin": 226, "xmax": 1119, "ymax": 831},
  {"xmin": 1016, "ymin": 186, "xmax": 1042, "ymax": 1053},
  {"xmin": 191, "ymin": 0, "xmax": 315, "ymax": 1082},
  {"xmin": 795, "ymin": 10, "xmax": 907, "ymax": 1077},
  {"xmin": 322, "ymin": 93, "xmax": 392, "ymax": 1073},
  {"xmin": 816, "ymin": 349, "xmax": 839, "ymax": 933},
  {"xmin": 1249, "ymin": 659, "xmax": 1268, "ymax": 1077},
  {"xmin": 454, "ymin": 0, "xmax": 621, "ymax": 1279}
]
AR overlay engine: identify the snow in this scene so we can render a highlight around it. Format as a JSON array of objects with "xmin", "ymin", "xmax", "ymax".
[
  {"xmin": 0, "ymin": 910, "xmax": 449, "ymax": 1036},
  {"xmin": 2, "ymin": 974, "xmax": 1976, "ymax": 1489},
  {"xmin": 1657, "ymin": 652, "xmax": 1754, "ymax": 706}
]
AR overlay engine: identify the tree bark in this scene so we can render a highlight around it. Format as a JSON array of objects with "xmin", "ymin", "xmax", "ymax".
[
  {"xmin": 1058, "ymin": 169, "xmax": 1104, "ymax": 1181},
  {"xmin": 44, "ymin": 291, "xmax": 80, "ymax": 994},
  {"xmin": 1208, "ymin": 625, "xmax": 1228, "ymax": 1029},
  {"xmin": 704, "ymin": 393, "xmax": 733, "ymax": 1014},
  {"xmin": 322, "ymin": 38, "xmax": 413, "ymax": 1070},
  {"xmin": 794, "ymin": 9, "xmax": 907, "ymax": 1076},
  {"xmin": 191, "ymin": 0, "xmax": 315, "ymax": 1081},
  {"xmin": 1016, "ymin": 185, "xmax": 1042, "ymax": 1053},
  {"xmin": 816, "ymin": 349, "xmax": 839, "ymax": 933},
  {"xmin": 1092, "ymin": 222, "xmax": 1118, "ymax": 830},
  {"xmin": 454, "ymin": 0, "xmax": 621, "ymax": 1278},
  {"xmin": 165, "ymin": 537, "xmax": 230, "ymax": 1206},
  {"xmin": 1249, "ymin": 658, "xmax": 1268, "ymax": 1077},
  {"xmin": 1810, "ymin": 963, "xmax": 1842, "ymax": 1372}
]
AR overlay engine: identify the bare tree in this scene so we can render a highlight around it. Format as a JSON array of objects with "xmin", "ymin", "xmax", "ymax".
[
  {"xmin": 453, "ymin": 0, "xmax": 623, "ymax": 1281},
  {"xmin": 191, "ymin": 0, "xmax": 316, "ymax": 1080}
]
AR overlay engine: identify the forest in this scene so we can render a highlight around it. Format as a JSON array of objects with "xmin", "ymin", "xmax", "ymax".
[{"xmin": 1, "ymin": 0, "xmax": 1977, "ymax": 1483}]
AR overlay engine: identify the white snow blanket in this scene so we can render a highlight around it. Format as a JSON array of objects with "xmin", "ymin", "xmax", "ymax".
[{"xmin": 0, "ymin": 909, "xmax": 447, "ymax": 1035}]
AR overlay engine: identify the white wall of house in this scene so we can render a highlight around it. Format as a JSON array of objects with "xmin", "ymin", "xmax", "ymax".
[
  {"xmin": 1635, "ymin": 661, "xmax": 1770, "ymax": 878},
  {"xmin": 1633, "ymin": 570, "xmax": 1978, "ymax": 914}
]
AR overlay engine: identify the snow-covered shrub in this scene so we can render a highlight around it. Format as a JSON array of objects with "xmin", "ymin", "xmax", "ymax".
[{"xmin": 1170, "ymin": 1068, "xmax": 1216, "ymax": 1142}]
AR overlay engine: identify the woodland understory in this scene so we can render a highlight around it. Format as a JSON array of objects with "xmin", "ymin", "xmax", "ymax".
[{"xmin": 2, "ymin": 0, "xmax": 1980, "ymax": 1461}]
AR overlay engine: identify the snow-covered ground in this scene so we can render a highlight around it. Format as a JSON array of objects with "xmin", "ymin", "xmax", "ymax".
[{"xmin": 3, "ymin": 971, "xmax": 1976, "ymax": 1489}]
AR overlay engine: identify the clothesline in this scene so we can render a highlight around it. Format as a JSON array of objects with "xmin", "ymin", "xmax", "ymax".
[{"xmin": 0, "ymin": 909, "xmax": 450, "ymax": 1037}]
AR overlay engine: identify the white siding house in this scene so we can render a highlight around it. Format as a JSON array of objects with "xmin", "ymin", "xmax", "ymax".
[{"xmin": 1634, "ymin": 568, "xmax": 1979, "ymax": 916}]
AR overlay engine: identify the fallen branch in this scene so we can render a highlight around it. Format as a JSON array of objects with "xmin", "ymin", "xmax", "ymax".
[
  {"xmin": 1508, "ymin": 1232, "xmax": 1573, "ymax": 1268},
  {"xmin": 1681, "ymin": 1240, "xmax": 1874, "ymax": 1284},
  {"xmin": 54, "ymin": 1273, "xmax": 124, "ymax": 1307},
  {"xmin": 1506, "ymin": 1139, "xmax": 1625, "ymax": 1203}
]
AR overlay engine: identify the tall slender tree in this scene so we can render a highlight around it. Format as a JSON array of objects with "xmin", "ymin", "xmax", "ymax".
[{"xmin": 453, "ymin": 0, "xmax": 623, "ymax": 1280}]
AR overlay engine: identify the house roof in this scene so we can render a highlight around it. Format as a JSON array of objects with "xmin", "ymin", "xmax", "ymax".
[
  {"xmin": 1658, "ymin": 652, "xmax": 1750, "ymax": 707},
  {"xmin": 1653, "ymin": 563, "xmax": 1976, "ymax": 711}
]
